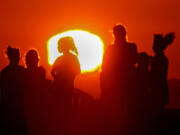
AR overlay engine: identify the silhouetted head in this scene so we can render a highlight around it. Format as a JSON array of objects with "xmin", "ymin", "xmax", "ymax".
[
  {"xmin": 113, "ymin": 25, "xmax": 127, "ymax": 43},
  {"xmin": 153, "ymin": 33, "xmax": 175, "ymax": 54},
  {"xmin": 25, "ymin": 49, "xmax": 39, "ymax": 69},
  {"xmin": 6, "ymin": 46, "xmax": 20, "ymax": 66},
  {"xmin": 58, "ymin": 36, "xmax": 78, "ymax": 55},
  {"xmin": 137, "ymin": 52, "xmax": 150, "ymax": 70}
]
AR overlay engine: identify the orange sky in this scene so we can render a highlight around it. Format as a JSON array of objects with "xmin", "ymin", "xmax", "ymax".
[{"xmin": 0, "ymin": 0, "xmax": 180, "ymax": 98}]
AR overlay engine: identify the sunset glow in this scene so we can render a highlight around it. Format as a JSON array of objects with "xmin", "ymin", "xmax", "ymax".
[{"xmin": 47, "ymin": 30, "xmax": 104, "ymax": 73}]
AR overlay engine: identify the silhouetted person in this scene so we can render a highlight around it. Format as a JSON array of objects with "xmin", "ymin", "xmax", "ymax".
[
  {"xmin": 100, "ymin": 25, "xmax": 138, "ymax": 135},
  {"xmin": 25, "ymin": 49, "xmax": 47, "ymax": 90},
  {"xmin": 101, "ymin": 25, "xmax": 138, "ymax": 106},
  {"xmin": 0, "ymin": 46, "xmax": 27, "ymax": 135},
  {"xmin": 25, "ymin": 49, "xmax": 50, "ymax": 135},
  {"xmin": 150, "ymin": 33, "xmax": 175, "ymax": 114},
  {"xmin": 136, "ymin": 52, "xmax": 151, "ymax": 108},
  {"xmin": 51, "ymin": 36, "xmax": 80, "ymax": 135},
  {"xmin": 135, "ymin": 52, "xmax": 152, "ymax": 134},
  {"xmin": 101, "ymin": 24, "xmax": 138, "ymax": 102}
]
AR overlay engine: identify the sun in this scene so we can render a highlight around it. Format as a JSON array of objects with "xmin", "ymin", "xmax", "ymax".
[{"xmin": 47, "ymin": 30, "xmax": 104, "ymax": 73}]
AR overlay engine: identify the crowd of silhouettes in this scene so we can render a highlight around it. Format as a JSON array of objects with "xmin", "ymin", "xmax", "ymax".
[{"xmin": 0, "ymin": 25, "xmax": 175, "ymax": 135}]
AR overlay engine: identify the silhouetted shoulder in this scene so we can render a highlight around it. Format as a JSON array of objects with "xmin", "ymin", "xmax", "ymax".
[
  {"xmin": 1, "ymin": 65, "xmax": 11, "ymax": 72},
  {"xmin": 38, "ymin": 66, "xmax": 46, "ymax": 78},
  {"xmin": 152, "ymin": 53, "xmax": 168, "ymax": 64},
  {"xmin": 1, "ymin": 65, "xmax": 20, "ymax": 74},
  {"xmin": 68, "ymin": 54, "xmax": 81, "ymax": 74},
  {"xmin": 106, "ymin": 45, "xmax": 117, "ymax": 51},
  {"xmin": 151, "ymin": 54, "xmax": 168, "ymax": 73},
  {"xmin": 68, "ymin": 53, "xmax": 79, "ymax": 61},
  {"xmin": 127, "ymin": 42, "xmax": 138, "ymax": 60},
  {"xmin": 1, "ymin": 65, "xmax": 26, "ymax": 77},
  {"xmin": 16, "ymin": 65, "xmax": 27, "ymax": 75},
  {"xmin": 127, "ymin": 42, "xmax": 136, "ymax": 46},
  {"xmin": 127, "ymin": 42, "xmax": 137, "ymax": 50},
  {"xmin": 52, "ymin": 57, "xmax": 63, "ymax": 69},
  {"xmin": 101, "ymin": 45, "xmax": 116, "ymax": 70},
  {"xmin": 103, "ymin": 45, "xmax": 117, "ymax": 58},
  {"xmin": 17, "ymin": 65, "xmax": 27, "ymax": 71}
]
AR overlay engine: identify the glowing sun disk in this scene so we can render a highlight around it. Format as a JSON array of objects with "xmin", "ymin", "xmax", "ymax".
[{"xmin": 47, "ymin": 30, "xmax": 104, "ymax": 73}]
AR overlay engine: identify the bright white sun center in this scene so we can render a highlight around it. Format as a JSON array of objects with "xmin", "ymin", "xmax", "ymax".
[{"xmin": 47, "ymin": 30, "xmax": 104, "ymax": 73}]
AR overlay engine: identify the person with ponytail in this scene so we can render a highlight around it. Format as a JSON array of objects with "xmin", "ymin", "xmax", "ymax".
[
  {"xmin": 150, "ymin": 33, "xmax": 175, "ymax": 114},
  {"xmin": 51, "ymin": 36, "xmax": 80, "ymax": 135}
]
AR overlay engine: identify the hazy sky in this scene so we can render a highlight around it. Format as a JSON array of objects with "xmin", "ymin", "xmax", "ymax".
[{"xmin": 0, "ymin": 0, "xmax": 180, "ymax": 79}]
